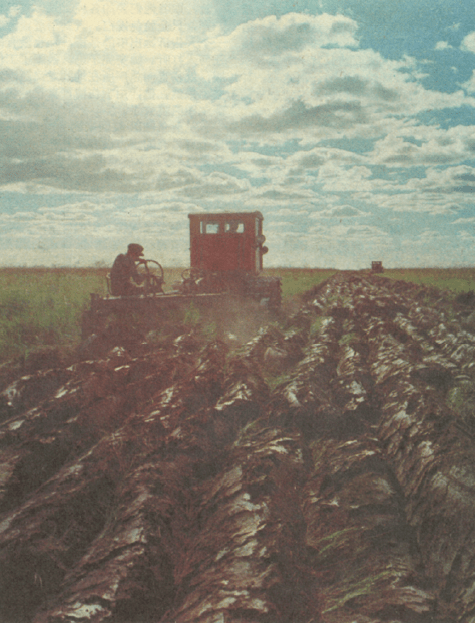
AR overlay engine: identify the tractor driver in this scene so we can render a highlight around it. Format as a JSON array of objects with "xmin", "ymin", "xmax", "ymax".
[{"xmin": 110, "ymin": 243, "xmax": 146, "ymax": 296}]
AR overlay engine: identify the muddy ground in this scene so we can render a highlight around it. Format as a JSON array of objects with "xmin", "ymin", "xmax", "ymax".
[{"xmin": 1, "ymin": 272, "xmax": 475, "ymax": 623}]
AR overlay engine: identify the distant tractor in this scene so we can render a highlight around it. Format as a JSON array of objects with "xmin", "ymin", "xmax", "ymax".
[
  {"xmin": 371, "ymin": 261, "xmax": 384, "ymax": 274},
  {"xmin": 82, "ymin": 211, "xmax": 281, "ymax": 339}
]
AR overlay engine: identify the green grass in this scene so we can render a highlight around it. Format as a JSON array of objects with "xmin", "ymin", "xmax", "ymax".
[
  {"xmin": 0, "ymin": 268, "xmax": 107, "ymax": 361},
  {"xmin": 378, "ymin": 268, "xmax": 475, "ymax": 293},
  {"xmin": 0, "ymin": 266, "xmax": 336, "ymax": 363},
  {"xmin": 0, "ymin": 266, "xmax": 473, "ymax": 364},
  {"xmin": 264, "ymin": 268, "xmax": 337, "ymax": 298}
]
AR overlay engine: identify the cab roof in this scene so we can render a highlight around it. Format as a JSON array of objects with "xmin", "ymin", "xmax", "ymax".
[{"xmin": 188, "ymin": 211, "xmax": 263, "ymax": 221}]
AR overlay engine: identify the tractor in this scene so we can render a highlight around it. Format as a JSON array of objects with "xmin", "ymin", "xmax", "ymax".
[
  {"xmin": 82, "ymin": 211, "xmax": 281, "ymax": 339},
  {"xmin": 371, "ymin": 261, "xmax": 384, "ymax": 274}
]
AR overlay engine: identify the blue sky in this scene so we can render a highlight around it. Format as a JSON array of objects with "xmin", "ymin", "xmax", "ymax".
[{"xmin": 0, "ymin": 0, "xmax": 474, "ymax": 268}]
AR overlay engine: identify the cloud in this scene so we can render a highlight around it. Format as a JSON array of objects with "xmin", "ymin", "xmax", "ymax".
[
  {"xmin": 370, "ymin": 125, "xmax": 475, "ymax": 167},
  {"xmin": 176, "ymin": 171, "xmax": 251, "ymax": 199},
  {"xmin": 462, "ymin": 71, "xmax": 475, "ymax": 93},
  {"xmin": 317, "ymin": 75, "xmax": 398, "ymax": 102},
  {"xmin": 366, "ymin": 191, "xmax": 462, "ymax": 214},
  {"xmin": 287, "ymin": 147, "xmax": 365, "ymax": 176},
  {"xmin": 451, "ymin": 217, "xmax": 475, "ymax": 224},
  {"xmin": 405, "ymin": 165, "xmax": 475, "ymax": 194},
  {"xmin": 435, "ymin": 41, "xmax": 453, "ymax": 51},
  {"xmin": 0, "ymin": 1, "xmax": 216, "ymax": 105},
  {"xmin": 0, "ymin": 211, "xmax": 38, "ymax": 222},
  {"xmin": 273, "ymin": 207, "xmax": 309, "ymax": 216},
  {"xmin": 416, "ymin": 229, "xmax": 446, "ymax": 242},
  {"xmin": 0, "ymin": 206, "xmax": 98, "ymax": 224},
  {"xmin": 0, "ymin": 152, "xmax": 144, "ymax": 193},
  {"xmin": 0, "ymin": 5, "xmax": 474, "ymax": 199},
  {"xmin": 228, "ymin": 99, "xmax": 370, "ymax": 138},
  {"xmin": 116, "ymin": 202, "xmax": 204, "ymax": 224},
  {"xmin": 252, "ymin": 185, "xmax": 315, "ymax": 205},
  {"xmin": 1, "ymin": 3, "xmax": 475, "ymax": 269},
  {"xmin": 461, "ymin": 31, "xmax": 475, "ymax": 53},
  {"xmin": 310, "ymin": 205, "xmax": 368, "ymax": 218},
  {"xmin": 212, "ymin": 12, "xmax": 359, "ymax": 64},
  {"xmin": 308, "ymin": 222, "xmax": 389, "ymax": 243},
  {"xmin": 74, "ymin": 0, "xmax": 215, "ymax": 36},
  {"xmin": 40, "ymin": 201, "xmax": 114, "ymax": 213},
  {"xmin": 317, "ymin": 164, "xmax": 374, "ymax": 193}
]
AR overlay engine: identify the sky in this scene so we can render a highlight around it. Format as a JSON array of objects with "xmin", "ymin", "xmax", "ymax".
[{"xmin": 0, "ymin": 0, "xmax": 475, "ymax": 268}]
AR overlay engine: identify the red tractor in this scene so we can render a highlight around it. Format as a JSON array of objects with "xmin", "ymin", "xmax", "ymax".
[
  {"xmin": 178, "ymin": 211, "xmax": 281, "ymax": 306},
  {"xmin": 82, "ymin": 211, "xmax": 281, "ymax": 339}
]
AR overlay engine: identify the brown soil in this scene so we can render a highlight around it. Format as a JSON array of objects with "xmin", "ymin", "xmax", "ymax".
[{"xmin": 1, "ymin": 272, "xmax": 475, "ymax": 623}]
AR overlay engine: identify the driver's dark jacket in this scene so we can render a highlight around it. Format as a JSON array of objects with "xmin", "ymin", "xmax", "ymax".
[{"xmin": 110, "ymin": 254, "xmax": 144, "ymax": 296}]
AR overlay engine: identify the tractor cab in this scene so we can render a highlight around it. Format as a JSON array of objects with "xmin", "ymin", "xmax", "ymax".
[
  {"xmin": 188, "ymin": 211, "xmax": 268, "ymax": 275},
  {"xmin": 178, "ymin": 211, "xmax": 280, "ymax": 306}
]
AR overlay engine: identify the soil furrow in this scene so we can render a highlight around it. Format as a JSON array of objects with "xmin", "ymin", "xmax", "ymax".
[{"xmin": 1, "ymin": 272, "xmax": 475, "ymax": 622}]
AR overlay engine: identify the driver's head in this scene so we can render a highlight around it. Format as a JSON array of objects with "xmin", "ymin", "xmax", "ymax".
[{"xmin": 127, "ymin": 243, "xmax": 144, "ymax": 259}]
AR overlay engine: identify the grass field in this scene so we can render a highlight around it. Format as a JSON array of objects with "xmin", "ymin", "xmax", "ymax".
[
  {"xmin": 379, "ymin": 268, "xmax": 475, "ymax": 293},
  {"xmin": 0, "ymin": 266, "xmax": 473, "ymax": 363},
  {"xmin": 0, "ymin": 268, "xmax": 107, "ymax": 362}
]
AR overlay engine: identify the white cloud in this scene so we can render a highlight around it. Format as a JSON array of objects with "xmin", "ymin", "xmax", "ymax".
[
  {"xmin": 435, "ymin": 41, "xmax": 452, "ymax": 51},
  {"xmin": 40, "ymin": 201, "xmax": 114, "ymax": 213},
  {"xmin": 287, "ymin": 147, "xmax": 364, "ymax": 173},
  {"xmin": 175, "ymin": 171, "xmax": 251, "ymax": 199},
  {"xmin": 251, "ymin": 183, "xmax": 316, "ymax": 206},
  {"xmin": 0, "ymin": 211, "xmax": 38, "ymax": 221},
  {"xmin": 318, "ymin": 164, "xmax": 373, "ymax": 192},
  {"xmin": 1, "ymin": 3, "xmax": 475, "ymax": 268},
  {"xmin": 310, "ymin": 205, "xmax": 368, "ymax": 218},
  {"xmin": 0, "ymin": 208, "xmax": 97, "ymax": 224},
  {"xmin": 452, "ymin": 216, "xmax": 475, "ymax": 224},
  {"xmin": 365, "ymin": 191, "xmax": 463, "ymax": 215},
  {"xmin": 273, "ymin": 207, "xmax": 309, "ymax": 216},
  {"xmin": 74, "ymin": 0, "xmax": 215, "ymax": 36},
  {"xmin": 462, "ymin": 71, "xmax": 475, "ymax": 93},
  {"xmin": 461, "ymin": 31, "xmax": 475, "ymax": 53},
  {"xmin": 405, "ymin": 165, "xmax": 475, "ymax": 193},
  {"xmin": 370, "ymin": 125, "xmax": 475, "ymax": 167},
  {"xmin": 0, "ymin": 6, "xmax": 466, "ymax": 146},
  {"xmin": 416, "ymin": 229, "xmax": 446, "ymax": 242},
  {"xmin": 458, "ymin": 230, "xmax": 475, "ymax": 242},
  {"xmin": 0, "ymin": 5, "xmax": 473, "ymax": 201},
  {"xmin": 200, "ymin": 12, "xmax": 359, "ymax": 73}
]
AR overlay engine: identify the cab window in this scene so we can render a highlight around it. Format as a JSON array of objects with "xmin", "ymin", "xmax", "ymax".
[
  {"xmin": 225, "ymin": 221, "xmax": 244, "ymax": 234},
  {"xmin": 201, "ymin": 221, "xmax": 219, "ymax": 234}
]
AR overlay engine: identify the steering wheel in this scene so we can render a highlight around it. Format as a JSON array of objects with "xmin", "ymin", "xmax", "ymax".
[{"xmin": 137, "ymin": 259, "xmax": 165, "ymax": 294}]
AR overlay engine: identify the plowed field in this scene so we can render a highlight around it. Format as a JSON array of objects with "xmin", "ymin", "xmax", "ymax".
[{"xmin": 1, "ymin": 272, "xmax": 475, "ymax": 623}]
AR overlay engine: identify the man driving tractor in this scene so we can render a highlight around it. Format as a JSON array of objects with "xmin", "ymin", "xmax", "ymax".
[{"xmin": 110, "ymin": 243, "xmax": 146, "ymax": 296}]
